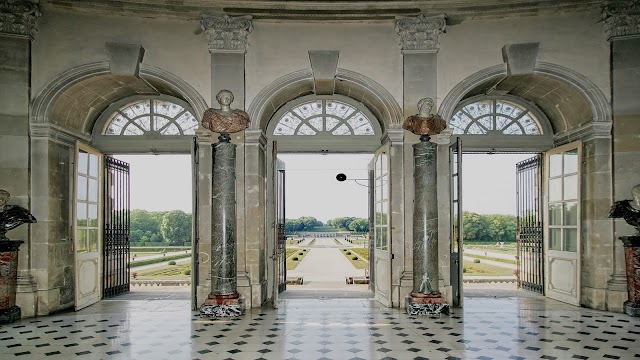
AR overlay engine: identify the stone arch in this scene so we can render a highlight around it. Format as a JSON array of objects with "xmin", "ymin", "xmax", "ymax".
[
  {"xmin": 30, "ymin": 62, "xmax": 208, "ymax": 138},
  {"xmin": 247, "ymin": 68, "xmax": 403, "ymax": 133},
  {"xmin": 439, "ymin": 62, "xmax": 611, "ymax": 136}
]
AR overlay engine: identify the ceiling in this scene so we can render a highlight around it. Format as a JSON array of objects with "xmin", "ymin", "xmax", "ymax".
[{"xmin": 44, "ymin": 0, "xmax": 603, "ymax": 22}]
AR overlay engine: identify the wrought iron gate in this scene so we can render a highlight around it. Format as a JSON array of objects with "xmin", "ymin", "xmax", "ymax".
[
  {"xmin": 516, "ymin": 155, "xmax": 544, "ymax": 294},
  {"xmin": 103, "ymin": 156, "xmax": 131, "ymax": 298},
  {"xmin": 276, "ymin": 160, "xmax": 286, "ymax": 293}
]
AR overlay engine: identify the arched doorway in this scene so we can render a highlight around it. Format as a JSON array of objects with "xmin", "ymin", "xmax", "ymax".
[
  {"xmin": 441, "ymin": 62, "xmax": 613, "ymax": 308},
  {"xmin": 29, "ymin": 63, "xmax": 207, "ymax": 313}
]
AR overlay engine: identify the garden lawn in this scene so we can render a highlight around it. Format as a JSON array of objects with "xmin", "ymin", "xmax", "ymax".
[
  {"xmin": 134, "ymin": 263, "xmax": 190, "ymax": 280},
  {"xmin": 339, "ymin": 248, "xmax": 368, "ymax": 269},
  {"xmin": 462, "ymin": 260, "xmax": 514, "ymax": 277},
  {"xmin": 286, "ymin": 249, "xmax": 309, "ymax": 270}
]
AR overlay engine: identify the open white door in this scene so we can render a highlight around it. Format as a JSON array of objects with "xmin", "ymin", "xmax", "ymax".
[
  {"xmin": 450, "ymin": 138, "xmax": 463, "ymax": 307},
  {"xmin": 74, "ymin": 142, "xmax": 103, "ymax": 310},
  {"xmin": 272, "ymin": 141, "xmax": 286, "ymax": 307},
  {"xmin": 373, "ymin": 143, "xmax": 391, "ymax": 307},
  {"xmin": 545, "ymin": 141, "xmax": 581, "ymax": 305}
]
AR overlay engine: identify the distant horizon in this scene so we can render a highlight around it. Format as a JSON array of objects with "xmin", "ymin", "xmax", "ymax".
[{"xmin": 117, "ymin": 153, "xmax": 532, "ymax": 221}]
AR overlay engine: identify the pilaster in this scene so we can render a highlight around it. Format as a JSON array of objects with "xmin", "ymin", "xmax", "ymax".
[{"xmin": 604, "ymin": 0, "xmax": 640, "ymax": 312}]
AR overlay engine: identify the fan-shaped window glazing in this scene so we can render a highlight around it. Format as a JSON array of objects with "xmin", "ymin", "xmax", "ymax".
[
  {"xmin": 104, "ymin": 99, "xmax": 198, "ymax": 136},
  {"xmin": 273, "ymin": 100, "xmax": 375, "ymax": 136},
  {"xmin": 450, "ymin": 99, "xmax": 543, "ymax": 135}
]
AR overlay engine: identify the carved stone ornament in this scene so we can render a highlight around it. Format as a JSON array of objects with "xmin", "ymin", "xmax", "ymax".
[
  {"xmin": 0, "ymin": 0, "xmax": 40, "ymax": 37},
  {"xmin": 201, "ymin": 14, "xmax": 253, "ymax": 51},
  {"xmin": 395, "ymin": 14, "xmax": 446, "ymax": 51},
  {"xmin": 603, "ymin": 0, "xmax": 640, "ymax": 39}
]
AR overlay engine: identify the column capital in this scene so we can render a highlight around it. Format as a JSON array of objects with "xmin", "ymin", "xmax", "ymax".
[
  {"xmin": 0, "ymin": 0, "xmax": 40, "ymax": 39},
  {"xmin": 395, "ymin": 14, "xmax": 446, "ymax": 53},
  {"xmin": 603, "ymin": 0, "xmax": 640, "ymax": 40},
  {"xmin": 244, "ymin": 129, "xmax": 267, "ymax": 148},
  {"xmin": 385, "ymin": 128, "xmax": 405, "ymax": 144},
  {"xmin": 201, "ymin": 14, "xmax": 253, "ymax": 53}
]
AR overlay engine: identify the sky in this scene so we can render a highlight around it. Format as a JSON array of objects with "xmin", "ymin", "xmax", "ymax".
[{"xmin": 115, "ymin": 152, "xmax": 534, "ymax": 220}]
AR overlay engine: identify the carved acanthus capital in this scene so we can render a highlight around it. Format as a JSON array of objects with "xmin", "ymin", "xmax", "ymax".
[
  {"xmin": 201, "ymin": 14, "xmax": 253, "ymax": 52},
  {"xmin": 395, "ymin": 14, "xmax": 446, "ymax": 52},
  {"xmin": 603, "ymin": 0, "xmax": 640, "ymax": 39},
  {"xmin": 0, "ymin": 0, "xmax": 40, "ymax": 38}
]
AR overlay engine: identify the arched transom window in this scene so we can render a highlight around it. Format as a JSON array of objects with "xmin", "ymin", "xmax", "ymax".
[
  {"xmin": 451, "ymin": 98, "xmax": 543, "ymax": 135},
  {"xmin": 104, "ymin": 99, "xmax": 198, "ymax": 136},
  {"xmin": 273, "ymin": 100, "xmax": 376, "ymax": 136}
]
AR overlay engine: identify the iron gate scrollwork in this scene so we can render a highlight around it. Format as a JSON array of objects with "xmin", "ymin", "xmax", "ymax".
[
  {"xmin": 516, "ymin": 155, "xmax": 544, "ymax": 294},
  {"xmin": 103, "ymin": 156, "xmax": 131, "ymax": 298}
]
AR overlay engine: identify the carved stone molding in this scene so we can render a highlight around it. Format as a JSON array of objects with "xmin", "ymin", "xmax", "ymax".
[
  {"xmin": 0, "ymin": 0, "xmax": 40, "ymax": 38},
  {"xmin": 603, "ymin": 0, "xmax": 640, "ymax": 39},
  {"xmin": 201, "ymin": 14, "xmax": 253, "ymax": 52},
  {"xmin": 395, "ymin": 14, "xmax": 446, "ymax": 53}
]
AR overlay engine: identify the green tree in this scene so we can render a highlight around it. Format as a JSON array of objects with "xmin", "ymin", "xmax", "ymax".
[
  {"xmin": 487, "ymin": 214, "xmax": 517, "ymax": 243},
  {"xmin": 348, "ymin": 218, "xmax": 369, "ymax": 233},
  {"xmin": 130, "ymin": 209, "xmax": 162, "ymax": 244},
  {"xmin": 462, "ymin": 211, "xmax": 489, "ymax": 242},
  {"xmin": 160, "ymin": 210, "xmax": 192, "ymax": 246}
]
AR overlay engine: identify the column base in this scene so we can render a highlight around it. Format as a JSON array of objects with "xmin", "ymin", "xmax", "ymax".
[
  {"xmin": 0, "ymin": 305, "xmax": 21, "ymax": 324},
  {"xmin": 199, "ymin": 294, "xmax": 244, "ymax": 318},
  {"xmin": 406, "ymin": 293, "xmax": 449, "ymax": 316},
  {"xmin": 624, "ymin": 301, "xmax": 640, "ymax": 317}
]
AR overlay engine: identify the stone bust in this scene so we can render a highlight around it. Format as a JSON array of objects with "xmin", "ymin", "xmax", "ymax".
[
  {"xmin": 201, "ymin": 90, "xmax": 250, "ymax": 141},
  {"xmin": 609, "ymin": 183, "xmax": 640, "ymax": 236},
  {"xmin": 402, "ymin": 97, "xmax": 447, "ymax": 139},
  {"xmin": 0, "ymin": 189, "xmax": 37, "ymax": 241}
]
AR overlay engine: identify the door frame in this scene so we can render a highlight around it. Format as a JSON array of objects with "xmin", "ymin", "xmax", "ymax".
[
  {"xmin": 544, "ymin": 140, "xmax": 582, "ymax": 305},
  {"xmin": 73, "ymin": 141, "xmax": 104, "ymax": 310}
]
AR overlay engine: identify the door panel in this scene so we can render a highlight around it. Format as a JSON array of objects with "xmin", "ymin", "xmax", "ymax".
[
  {"xmin": 545, "ymin": 141, "xmax": 581, "ymax": 305},
  {"xmin": 450, "ymin": 138, "xmax": 463, "ymax": 307},
  {"xmin": 373, "ymin": 143, "xmax": 391, "ymax": 307},
  {"xmin": 516, "ymin": 155, "xmax": 545, "ymax": 294},
  {"xmin": 103, "ymin": 156, "xmax": 130, "ymax": 298},
  {"xmin": 272, "ymin": 141, "xmax": 286, "ymax": 307},
  {"xmin": 74, "ymin": 142, "xmax": 103, "ymax": 310}
]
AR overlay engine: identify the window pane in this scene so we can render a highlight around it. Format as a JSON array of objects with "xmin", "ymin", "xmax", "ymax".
[
  {"xmin": 375, "ymin": 228, "xmax": 381, "ymax": 249},
  {"xmin": 76, "ymin": 203, "xmax": 87, "ymax": 227},
  {"xmin": 563, "ymin": 175, "xmax": 578, "ymax": 200},
  {"xmin": 563, "ymin": 150, "xmax": 578, "ymax": 174},
  {"xmin": 380, "ymin": 227, "xmax": 388, "ymax": 251},
  {"xmin": 549, "ymin": 203, "xmax": 562, "ymax": 225},
  {"xmin": 89, "ymin": 154, "xmax": 99, "ymax": 178},
  {"xmin": 549, "ymin": 154, "xmax": 562, "ymax": 177},
  {"xmin": 77, "ymin": 175, "xmax": 87, "ymax": 201},
  {"xmin": 78, "ymin": 151, "xmax": 89, "ymax": 175},
  {"xmin": 550, "ymin": 228, "xmax": 562, "ymax": 251},
  {"xmin": 549, "ymin": 178, "xmax": 562, "ymax": 202},
  {"xmin": 563, "ymin": 228, "xmax": 578, "ymax": 252},
  {"xmin": 563, "ymin": 202, "xmax": 578, "ymax": 226},
  {"xmin": 88, "ymin": 229, "xmax": 98, "ymax": 252},
  {"xmin": 380, "ymin": 201, "xmax": 388, "ymax": 225},
  {"xmin": 76, "ymin": 230, "xmax": 87, "ymax": 253},
  {"xmin": 88, "ymin": 179, "xmax": 99, "ymax": 202},
  {"xmin": 88, "ymin": 204, "xmax": 98, "ymax": 228}
]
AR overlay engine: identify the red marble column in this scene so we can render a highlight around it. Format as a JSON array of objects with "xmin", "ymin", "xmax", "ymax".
[{"xmin": 622, "ymin": 236, "xmax": 640, "ymax": 317}]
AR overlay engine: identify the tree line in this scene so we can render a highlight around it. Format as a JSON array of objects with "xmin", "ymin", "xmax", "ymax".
[
  {"xmin": 284, "ymin": 216, "xmax": 369, "ymax": 233},
  {"xmin": 130, "ymin": 209, "xmax": 192, "ymax": 246},
  {"xmin": 462, "ymin": 211, "xmax": 517, "ymax": 242}
]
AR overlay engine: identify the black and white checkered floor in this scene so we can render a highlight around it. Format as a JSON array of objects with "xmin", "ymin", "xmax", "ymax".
[{"xmin": 1, "ymin": 290, "xmax": 638, "ymax": 359}]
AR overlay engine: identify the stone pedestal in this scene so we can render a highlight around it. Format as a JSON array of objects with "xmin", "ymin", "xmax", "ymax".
[
  {"xmin": 0, "ymin": 240, "xmax": 24, "ymax": 323},
  {"xmin": 621, "ymin": 236, "xmax": 640, "ymax": 317},
  {"xmin": 406, "ymin": 293, "xmax": 449, "ymax": 316},
  {"xmin": 199, "ymin": 138, "xmax": 244, "ymax": 318}
]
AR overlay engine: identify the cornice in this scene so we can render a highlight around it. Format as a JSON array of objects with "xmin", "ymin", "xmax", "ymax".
[
  {"xmin": 603, "ymin": 0, "xmax": 640, "ymax": 40},
  {"xmin": 30, "ymin": 123, "xmax": 87, "ymax": 147},
  {"xmin": 0, "ymin": 0, "xmax": 40, "ymax": 38},
  {"xmin": 200, "ymin": 14, "xmax": 253, "ymax": 52},
  {"xmin": 395, "ymin": 14, "xmax": 446, "ymax": 52},
  {"xmin": 554, "ymin": 121, "xmax": 612, "ymax": 145}
]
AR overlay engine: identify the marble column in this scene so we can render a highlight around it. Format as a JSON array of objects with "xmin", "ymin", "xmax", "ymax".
[
  {"xmin": 200, "ymin": 137, "xmax": 243, "ymax": 317},
  {"xmin": 412, "ymin": 139, "xmax": 439, "ymax": 295}
]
